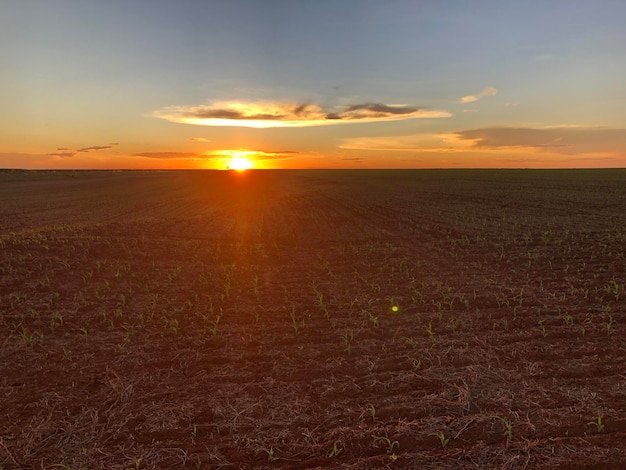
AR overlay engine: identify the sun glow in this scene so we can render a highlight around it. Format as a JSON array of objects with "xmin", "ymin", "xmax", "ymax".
[
  {"xmin": 229, "ymin": 156, "xmax": 253, "ymax": 171},
  {"xmin": 216, "ymin": 150, "xmax": 256, "ymax": 171}
]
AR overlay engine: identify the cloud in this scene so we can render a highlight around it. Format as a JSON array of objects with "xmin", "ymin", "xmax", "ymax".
[
  {"xmin": 339, "ymin": 126, "xmax": 626, "ymax": 158},
  {"xmin": 453, "ymin": 126, "xmax": 626, "ymax": 155},
  {"xmin": 130, "ymin": 149, "xmax": 300, "ymax": 161},
  {"xmin": 77, "ymin": 145, "xmax": 113, "ymax": 152},
  {"xmin": 460, "ymin": 86, "xmax": 498, "ymax": 103},
  {"xmin": 132, "ymin": 152, "xmax": 200, "ymax": 159},
  {"xmin": 48, "ymin": 151, "xmax": 77, "ymax": 158},
  {"xmin": 153, "ymin": 100, "xmax": 451, "ymax": 128},
  {"xmin": 47, "ymin": 144, "xmax": 117, "ymax": 158},
  {"xmin": 191, "ymin": 137, "xmax": 211, "ymax": 142},
  {"xmin": 204, "ymin": 150, "xmax": 300, "ymax": 161},
  {"xmin": 339, "ymin": 134, "xmax": 463, "ymax": 153}
]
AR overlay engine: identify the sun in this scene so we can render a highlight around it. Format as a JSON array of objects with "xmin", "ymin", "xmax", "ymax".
[
  {"xmin": 229, "ymin": 156, "xmax": 253, "ymax": 171},
  {"xmin": 223, "ymin": 150, "xmax": 255, "ymax": 171}
]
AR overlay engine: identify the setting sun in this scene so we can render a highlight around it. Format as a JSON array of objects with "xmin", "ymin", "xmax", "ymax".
[{"xmin": 228, "ymin": 156, "xmax": 253, "ymax": 171}]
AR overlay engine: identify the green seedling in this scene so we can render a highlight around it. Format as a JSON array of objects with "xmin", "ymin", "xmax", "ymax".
[
  {"xmin": 426, "ymin": 321, "xmax": 434, "ymax": 339},
  {"xmin": 290, "ymin": 305, "xmax": 304, "ymax": 334},
  {"xmin": 588, "ymin": 415, "xmax": 604, "ymax": 432},
  {"xmin": 537, "ymin": 319, "xmax": 547, "ymax": 337},
  {"xmin": 368, "ymin": 403, "xmax": 376, "ymax": 421},
  {"xmin": 606, "ymin": 314, "xmax": 615, "ymax": 335},
  {"xmin": 328, "ymin": 442, "xmax": 342, "ymax": 458},
  {"xmin": 373, "ymin": 435, "xmax": 399, "ymax": 454},
  {"xmin": 50, "ymin": 311, "xmax": 64, "ymax": 330},
  {"xmin": 431, "ymin": 431, "xmax": 449, "ymax": 448},
  {"xmin": 493, "ymin": 416, "xmax": 513, "ymax": 441},
  {"xmin": 412, "ymin": 358, "xmax": 422, "ymax": 371},
  {"xmin": 126, "ymin": 459, "xmax": 141, "ymax": 470},
  {"xmin": 341, "ymin": 329, "xmax": 354, "ymax": 354},
  {"xmin": 257, "ymin": 447, "xmax": 275, "ymax": 462},
  {"xmin": 170, "ymin": 318, "xmax": 179, "ymax": 335},
  {"xmin": 210, "ymin": 311, "xmax": 222, "ymax": 336}
]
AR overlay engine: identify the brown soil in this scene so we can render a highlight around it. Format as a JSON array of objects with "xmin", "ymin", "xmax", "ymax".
[{"xmin": 1, "ymin": 169, "xmax": 625, "ymax": 469}]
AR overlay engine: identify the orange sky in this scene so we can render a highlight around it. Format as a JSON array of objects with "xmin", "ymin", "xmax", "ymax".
[{"xmin": 1, "ymin": 2, "xmax": 625, "ymax": 170}]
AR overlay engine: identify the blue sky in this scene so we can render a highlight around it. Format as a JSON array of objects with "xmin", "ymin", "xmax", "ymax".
[{"xmin": 1, "ymin": 0, "xmax": 625, "ymax": 169}]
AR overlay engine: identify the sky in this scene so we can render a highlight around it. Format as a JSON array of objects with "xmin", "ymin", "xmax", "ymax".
[{"xmin": 1, "ymin": 0, "xmax": 625, "ymax": 170}]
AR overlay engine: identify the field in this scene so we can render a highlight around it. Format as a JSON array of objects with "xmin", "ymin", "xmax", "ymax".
[{"xmin": 1, "ymin": 169, "xmax": 625, "ymax": 469}]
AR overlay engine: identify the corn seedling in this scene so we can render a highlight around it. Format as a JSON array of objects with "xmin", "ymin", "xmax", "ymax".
[
  {"xmin": 341, "ymin": 329, "xmax": 354, "ymax": 354},
  {"xmin": 606, "ymin": 314, "xmax": 615, "ymax": 335},
  {"xmin": 588, "ymin": 415, "xmax": 604, "ymax": 432},
  {"xmin": 126, "ymin": 458, "xmax": 141, "ymax": 470},
  {"xmin": 493, "ymin": 416, "xmax": 513, "ymax": 441},
  {"xmin": 426, "ymin": 321, "xmax": 434, "ymax": 339},
  {"xmin": 170, "ymin": 318, "xmax": 180, "ymax": 335},
  {"xmin": 368, "ymin": 403, "xmax": 378, "ymax": 421},
  {"xmin": 328, "ymin": 442, "xmax": 342, "ymax": 458},
  {"xmin": 373, "ymin": 435, "xmax": 399, "ymax": 454},
  {"xmin": 290, "ymin": 305, "xmax": 304, "ymax": 334},
  {"xmin": 50, "ymin": 311, "xmax": 64, "ymax": 330},
  {"xmin": 256, "ymin": 447, "xmax": 275, "ymax": 462},
  {"xmin": 432, "ymin": 431, "xmax": 449, "ymax": 448},
  {"xmin": 210, "ymin": 311, "xmax": 222, "ymax": 336},
  {"xmin": 20, "ymin": 327, "xmax": 44, "ymax": 346},
  {"xmin": 607, "ymin": 278, "xmax": 620, "ymax": 300},
  {"xmin": 362, "ymin": 309, "xmax": 379, "ymax": 327},
  {"xmin": 252, "ymin": 275, "xmax": 259, "ymax": 298},
  {"xmin": 537, "ymin": 319, "xmax": 547, "ymax": 337}
]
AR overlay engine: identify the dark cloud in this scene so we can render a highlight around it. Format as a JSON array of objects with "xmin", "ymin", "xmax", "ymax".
[
  {"xmin": 343, "ymin": 103, "xmax": 421, "ymax": 117},
  {"xmin": 77, "ymin": 145, "xmax": 112, "ymax": 152},
  {"xmin": 48, "ymin": 144, "xmax": 117, "ymax": 158}
]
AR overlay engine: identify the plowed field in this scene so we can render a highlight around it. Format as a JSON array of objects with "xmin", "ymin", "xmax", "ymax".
[{"xmin": 1, "ymin": 169, "xmax": 625, "ymax": 469}]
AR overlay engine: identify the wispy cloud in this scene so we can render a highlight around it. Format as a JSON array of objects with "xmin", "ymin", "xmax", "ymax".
[
  {"xmin": 191, "ymin": 137, "xmax": 211, "ymax": 142},
  {"xmin": 204, "ymin": 150, "xmax": 299, "ymax": 161},
  {"xmin": 340, "ymin": 126, "xmax": 626, "ymax": 158},
  {"xmin": 453, "ymin": 126, "xmax": 626, "ymax": 155},
  {"xmin": 132, "ymin": 152, "xmax": 200, "ymax": 159},
  {"xmin": 339, "ymin": 134, "xmax": 465, "ymax": 153},
  {"xmin": 77, "ymin": 145, "xmax": 113, "ymax": 152},
  {"xmin": 460, "ymin": 86, "xmax": 498, "ymax": 103},
  {"xmin": 48, "ymin": 151, "xmax": 77, "ymax": 158},
  {"xmin": 153, "ymin": 100, "xmax": 451, "ymax": 128},
  {"xmin": 131, "ymin": 149, "xmax": 300, "ymax": 161},
  {"xmin": 48, "ymin": 143, "xmax": 119, "ymax": 158}
]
